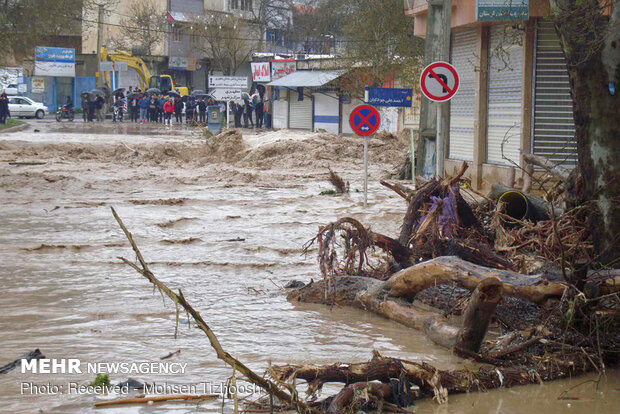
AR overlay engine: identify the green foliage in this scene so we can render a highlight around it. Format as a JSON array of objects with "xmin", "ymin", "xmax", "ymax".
[
  {"xmin": 0, "ymin": 119, "xmax": 25, "ymax": 131},
  {"xmin": 319, "ymin": 189, "xmax": 337, "ymax": 195},
  {"xmin": 90, "ymin": 374, "xmax": 110, "ymax": 387}
]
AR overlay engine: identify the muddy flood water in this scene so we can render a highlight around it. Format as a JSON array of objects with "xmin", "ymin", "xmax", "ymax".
[{"xmin": 1, "ymin": 120, "xmax": 618, "ymax": 413}]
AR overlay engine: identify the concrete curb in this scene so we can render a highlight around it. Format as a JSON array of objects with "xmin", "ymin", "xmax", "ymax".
[{"xmin": 0, "ymin": 122, "xmax": 29, "ymax": 134}]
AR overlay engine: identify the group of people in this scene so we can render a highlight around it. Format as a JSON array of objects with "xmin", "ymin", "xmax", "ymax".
[
  {"xmin": 232, "ymin": 93, "xmax": 267, "ymax": 129},
  {"xmin": 77, "ymin": 86, "xmax": 270, "ymax": 129}
]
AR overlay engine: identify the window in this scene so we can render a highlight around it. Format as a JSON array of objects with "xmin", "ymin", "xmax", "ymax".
[
  {"xmin": 266, "ymin": 29, "xmax": 284, "ymax": 47},
  {"xmin": 172, "ymin": 28, "xmax": 181, "ymax": 42},
  {"xmin": 230, "ymin": 0, "xmax": 252, "ymax": 11},
  {"xmin": 190, "ymin": 34, "xmax": 199, "ymax": 45}
]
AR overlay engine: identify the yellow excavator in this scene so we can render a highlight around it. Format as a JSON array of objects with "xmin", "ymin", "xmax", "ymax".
[{"xmin": 100, "ymin": 48, "xmax": 189, "ymax": 96}]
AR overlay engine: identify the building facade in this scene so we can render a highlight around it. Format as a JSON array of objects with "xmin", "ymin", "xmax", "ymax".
[{"xmin": 406, "ymin": 0, "xmax": 577, "ymax": 190}]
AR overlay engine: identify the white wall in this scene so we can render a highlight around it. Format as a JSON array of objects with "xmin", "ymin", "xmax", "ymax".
[
  {"xmin": 312, "ymin": 92, "xmax": 339, "ymax": 134},
  {"xmin": 272, "ymin": 88, "xmax": 288, "ymax": 129},
  {"xmin": 341, "ymin": 98, "xmax": 364, "ymax": 135}
]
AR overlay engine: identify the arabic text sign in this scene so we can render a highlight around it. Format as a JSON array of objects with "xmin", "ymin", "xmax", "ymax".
[
  {"xmin": 251, "ymin": 62, "xmax": 271, "ymax": 82},
  {"xmin": 476, "ymin": 0, "xmax": 529, "ymax": 21},
  {"xmin": 208, "ymin": 76, "xmax": 248, "ymax": 89},
  {"xmin": 32, "ymin": 77, "xmax": 45, "ymax": 93},
  {"xmin": 270, "ymin": 59, "xmax": 295, "ymax": 81},
  {"xmin": 169, "ymin": 56, "xmax": 188, "ymax": 70},
  {"xmin": 365, "ymin": 87, "xmax": 413, "ymax": 107},
  {"xmin": 34, "ymin": 46, "xmax": 75, "ymax": 77},
  {"xmin": 35, "ymin": 47, "xmax": 75, "ymax": 63},
  {"xmin": 209, "ymin": 89, "xmax": 243, "ymax": 101}
]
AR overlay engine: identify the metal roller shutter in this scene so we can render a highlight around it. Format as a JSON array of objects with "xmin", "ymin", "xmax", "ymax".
[
  {"xmin": 486, "ymin": 25, "xmax": 523, "ymax": 165},
  {"xmin": 288, "ymin": 90, "xmax": 313, "ymax": 130},
  {"xmin": 533, "ymin": 21, "xmax": 577, "ymax": 167},
  {"xmin": 449, "ymin": 29, "xmax": 477, "ymax": 161}
]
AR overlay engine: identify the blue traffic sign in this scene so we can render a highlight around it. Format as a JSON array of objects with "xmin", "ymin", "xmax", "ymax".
[
  {"xmin": 349, "ymin": 104, "xmax": 381, "ymax": 136},
  {"xmin": 365, "ymin": 87, "xmax": 413, "ymax": 107}
]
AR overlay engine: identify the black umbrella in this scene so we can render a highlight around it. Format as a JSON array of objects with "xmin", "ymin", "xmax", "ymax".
[
  {"xmin": 112, "ymin": 87, "xmax": 125, "ymax": 95},
  {"xmin": 126, "ymin": 92, "xmax": 139, "ymax": 98},
  {"xmin": 191, "ymin": 89, "xmax": 206, "ymax": 96},
  {"xmin": 146, "ymin": 87, "xmax": 161, "ymax": 94},
  {"xmin": 167, "ymin": 90, "xmax": 181, "ymax": 97},
  {"xmin": 88, "ymin": 89, "xmax": 104, "ymax": 96}
]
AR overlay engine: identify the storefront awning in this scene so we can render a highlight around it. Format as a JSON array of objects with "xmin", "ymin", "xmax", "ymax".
[{"xmin": 267, "ymin": 70, "xmax": 346, "ymax": 87}]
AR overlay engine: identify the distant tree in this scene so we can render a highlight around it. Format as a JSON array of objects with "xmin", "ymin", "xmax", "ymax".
[
  {"xmin": 337, "ymin": 0, "xmax": 423, "ymax": 98},
  {"xmin": 291, "ymin": 0, "xmax": 347, "ymax": 53},
  {"xmin": 111, "ymin": 0, "xmax": 166, "ymax": 56},
  {"xmin": 193, "ymin": 13, "xmax": 254, "ymax": 75}
]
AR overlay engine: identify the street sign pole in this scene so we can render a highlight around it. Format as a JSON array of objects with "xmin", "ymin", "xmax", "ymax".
[
  {"xmin": 349, "ymin": 104, "xmax": 381, "ymax": 208},
  {"xmin": 364, "ymin": 135, "xmax": 369, "ymax": 207},
  {"xmin": 410, "ymin": 130, "xmax": 416, "ymax": 185},
  {"xmin": 436, "ymin": 102, "xmax": 444, "ymax": 178},
  {"xmin": 227, "ymin": 100, "xmax": 230, "ymax": 129}
]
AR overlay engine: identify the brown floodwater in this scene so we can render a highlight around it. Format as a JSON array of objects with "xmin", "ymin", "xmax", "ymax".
[{"xmin": 0, "ymin": 120, "xmax": 618, "ymax": 413}]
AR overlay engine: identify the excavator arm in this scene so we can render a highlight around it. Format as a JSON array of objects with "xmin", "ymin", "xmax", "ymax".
[{"xmin": 100, "ymin": 48, "xmax": 152, "ymax": 90}]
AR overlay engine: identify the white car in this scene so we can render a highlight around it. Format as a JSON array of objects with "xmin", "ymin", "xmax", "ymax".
[
  {"xmin": 8, "ymin": 96, "xmax": 49, "ymax": 119},
  {"xmin": 2, "ymin": 84, "xmax": 18, "ymax": 95}
]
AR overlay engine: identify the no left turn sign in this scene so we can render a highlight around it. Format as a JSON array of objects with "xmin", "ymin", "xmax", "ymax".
[{"xmin": 419, "ymin": 61, "xmax": 460, "ymax": 102}]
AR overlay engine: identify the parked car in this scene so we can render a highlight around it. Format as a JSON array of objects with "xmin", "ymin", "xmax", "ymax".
[
  {"xmin": 8, "ymin": 96, "xmax": 49, "ymax": 119},
  {"xmin": 2, "ymin": 84, "xmax": 19, "ymax": 95}
]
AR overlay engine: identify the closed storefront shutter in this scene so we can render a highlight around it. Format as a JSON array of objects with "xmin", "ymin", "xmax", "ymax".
[
  {"xmin": 486, "ymin": 25, "xmax": 523, "ymax": 165},
  {"xmin": 533, "ymin": 20, "xmax": 577, "ymax": 167},
  {"xmin": 449, "ymin": 29, "xmax": 477, "ymax": 161},
  {"xmin": 288, "ymin": 90, "xmax": 313, "ymax": 130}
]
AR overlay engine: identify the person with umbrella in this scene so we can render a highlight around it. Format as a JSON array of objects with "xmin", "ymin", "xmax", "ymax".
[
  {"xmin": 95, "ymin": 93, "xmax": 105, "ymax": 122},
  {"xmin": 174, "ymin": 96, "xmax": 183, "ymax": 124},
  {"xmin": 80, "ymin": 93, "xmax": 90, "ymax": 122},
  {"xmin": 197, "ymin": 98, "xmax": 206, "ymax": 124},
  {"xmin": 163, "ymin": 97, "xmax": 175, "ymax": 125},
  {"xmin": 138, "ymin": 93, "xmax": 150, "ymax": 124}
]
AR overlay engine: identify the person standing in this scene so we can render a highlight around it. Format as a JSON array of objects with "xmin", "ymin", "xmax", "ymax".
[
  {"xmin": 80, "ymin": 93, "xmax": 89, "ymax": 122},
  {"xmin": 158, "ymin": 95, "xmax": 165, "ymax": 123},
  {"xmin": 163, "ymin": 98, "xmax": 174, "ymax": 125},
  {"xmin": 185, "ymin": 98, "xmax": 194, "ymax": 124},
  {"xmin": 254, "ymin": 95, "xmax": 264, "ymax": 129},
  {"xmin": 0, "ymin": 92, "xmax": 10, "ymax": 124},
  {"xmin": 138, "ymin": 94, "xmax": 150, "ymax": 124},
  {"xmin": 197, "ymin": 98, "xmax": 206, "ymax": 123},
  {"xmin": 95, "ymin": 94, "xmax": 105, "ymax": 122},
  {"xmin": 148, "ymin": 96, "xmax": 157, "ymax": 122},
  {"xmin": 234, "ymin": 101, "xmax": 243, "ymax": 127},
  {"xmin": 174, "ymin": 97, "xmax": 183, "ymax": 124}
]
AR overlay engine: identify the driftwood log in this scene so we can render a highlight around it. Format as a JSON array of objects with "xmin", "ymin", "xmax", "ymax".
[
  {"xmin": 290, "ymin": 257, "xmax": 620, "ymax": 350},
  {"xmin": 273, "ymin": 352, "xmax": 591, "ymax": 405}
]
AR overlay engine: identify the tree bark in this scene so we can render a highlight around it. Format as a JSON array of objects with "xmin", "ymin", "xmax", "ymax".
[
  {"xmin": 272, "ymin": 353, "xmax": 592, "ymax": 404},
  {"xmin": 550, "ymin": 0, "xmax": 620, "ymax": 267},
  {"xmin": 455, "ymin": 277, "xmax": 503, "ymax": 353}
]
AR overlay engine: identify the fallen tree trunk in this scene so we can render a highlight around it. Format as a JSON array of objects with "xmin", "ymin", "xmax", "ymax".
[
  {"xmin": 273, "ymin": 352, "xmax": 592, "ymax": 404},
  {"xmin": 376, "ymin": 256, "xmax": 569, "ymax": 304},
  {"xmin": 326, "ymin": 382, "xmax": 392, "ymax": 414}
]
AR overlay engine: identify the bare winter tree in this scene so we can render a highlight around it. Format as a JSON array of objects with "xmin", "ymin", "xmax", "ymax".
[
  {"xmin": 0, "ymin": 0, "xmax": 112, "ymax": 64},
  {"xmin": 193, "ymin": 12, "xmax": 255, "ymax": 75},
  {"xmin": 548, "ymin": 0, "xmax": 620, "ymax": 267},
  {"xmin": 111, "ymin": 0, "xmax": 166, "ymax": 56}
]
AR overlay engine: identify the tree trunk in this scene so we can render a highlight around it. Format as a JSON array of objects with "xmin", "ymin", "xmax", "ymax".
[
  {"xmin": 455, "ymin": 277, "xmax": 503, "ymax": 353},
  {"xmin": 550, "ymin": 0, "xmax": 620, "ymax": 268}
]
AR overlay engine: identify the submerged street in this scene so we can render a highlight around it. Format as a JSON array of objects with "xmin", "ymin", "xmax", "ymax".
[{"xmin": 0, "ymin": 121, "xmax": 618, "ymax": 413}]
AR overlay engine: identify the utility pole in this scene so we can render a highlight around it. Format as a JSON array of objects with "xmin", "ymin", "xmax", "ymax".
[
  {"xmin": 416, "ymin": 0, "xmax": 451, "ymax": 177},
  {"xmin": 96, "ymin": 4, "xmax": 104, "ymax": 87}
]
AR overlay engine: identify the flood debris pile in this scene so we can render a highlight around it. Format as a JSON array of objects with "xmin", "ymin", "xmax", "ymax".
[
  {"xmin": 282, "ymin": 161, "xmax": 620, "ymax": 412},
  {"xmin": 108, "ymin": 158, "xmax": 618, "ymax": 413}
]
